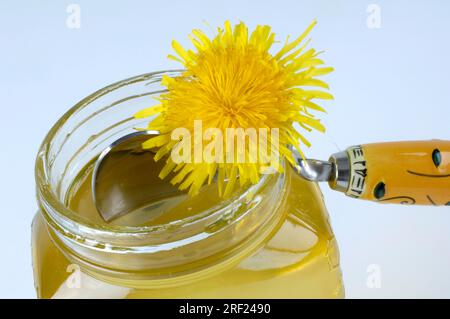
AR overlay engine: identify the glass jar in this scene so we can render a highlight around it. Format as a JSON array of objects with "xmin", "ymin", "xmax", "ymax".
[{"xmin": 32, "ymin": 71, "xmax": 344, "ymax": 298}]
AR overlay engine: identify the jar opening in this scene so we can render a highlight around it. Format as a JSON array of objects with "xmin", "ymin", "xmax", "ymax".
[{"xmin": 34, "ymin": 72, "xmax": 286, "ymax": 277}]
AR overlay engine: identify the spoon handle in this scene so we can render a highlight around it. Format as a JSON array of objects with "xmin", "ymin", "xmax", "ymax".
[{"xmin": 329, "ymin": 140, "xmax": 450, "ymax": 206}]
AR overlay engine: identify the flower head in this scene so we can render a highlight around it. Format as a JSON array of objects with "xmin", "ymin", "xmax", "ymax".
[{"xmin": 135, "ymin": 20, "xmax": 333, "ymax": 196}]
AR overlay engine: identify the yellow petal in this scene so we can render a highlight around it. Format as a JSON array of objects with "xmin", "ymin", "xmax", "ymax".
[
  {"xmin": 142, "ymin": 134, "xmax": 170, "ymax": 149},
  {"xmin": 134, "ymin": 105, "xmax": 163, "ymax": 118}
]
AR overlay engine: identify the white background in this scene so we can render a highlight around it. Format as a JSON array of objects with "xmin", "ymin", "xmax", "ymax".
[{"xmin": 0, "ymin": 0, "xmax": 449, "ymax": 298}]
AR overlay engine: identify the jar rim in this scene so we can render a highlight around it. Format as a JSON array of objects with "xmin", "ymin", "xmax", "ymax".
[{"xmin": 34, "ymin": 70, "xmax": 278, "ymax": 239}]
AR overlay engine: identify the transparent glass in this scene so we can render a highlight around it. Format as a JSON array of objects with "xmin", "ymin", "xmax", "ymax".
[{"xmin": 32, "ymin": 71, "xmax": 344, "ymax": 298}]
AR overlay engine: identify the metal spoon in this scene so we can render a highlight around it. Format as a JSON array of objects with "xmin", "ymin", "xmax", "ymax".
[
  {"xmin": 91, "ymin": 130, "xmax": 185, "ymax": 222},
  {"xmin": 92, "ymin": 131, "xmax": 450, "ymax": 222}
]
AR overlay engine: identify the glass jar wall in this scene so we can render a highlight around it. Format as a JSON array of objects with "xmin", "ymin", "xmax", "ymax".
[{"xmin": 32, "ymin": 72, "xmax": 344, "ymax": 298}]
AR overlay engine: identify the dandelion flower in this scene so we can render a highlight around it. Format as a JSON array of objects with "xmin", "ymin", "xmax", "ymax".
[{"xmin": 135, "ymin": 20, "xmax": 333, "ymax": 196}]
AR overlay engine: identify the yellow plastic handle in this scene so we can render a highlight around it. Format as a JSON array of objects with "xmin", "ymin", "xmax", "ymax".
[{"xmin": 346, "ymin": 140, "xmax": 450, "ymax": 206}]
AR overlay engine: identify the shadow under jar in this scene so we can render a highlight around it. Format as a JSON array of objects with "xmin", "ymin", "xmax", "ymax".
[{"xmin": 32, "ymin": 71, "xmax": 344, "ymax": 298}]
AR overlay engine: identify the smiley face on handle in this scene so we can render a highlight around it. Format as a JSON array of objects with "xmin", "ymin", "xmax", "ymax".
[
  {"xmin": 360, "ymin": 140, "xmax": 450, "ymax": 206},
  {"xmin": 407, "ymin": 149, "xmax": 450, "ymax": 178}
]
